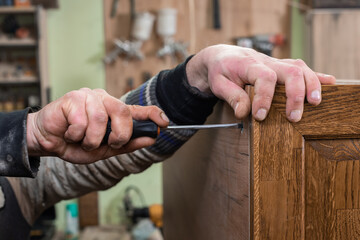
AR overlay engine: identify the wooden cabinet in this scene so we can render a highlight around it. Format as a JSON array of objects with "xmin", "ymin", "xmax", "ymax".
[{"xmin": 163, "ymin": 85, "xmax": 360, "ymax": 240}]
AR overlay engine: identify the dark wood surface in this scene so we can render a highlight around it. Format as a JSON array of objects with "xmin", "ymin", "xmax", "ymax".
[
  {"xmin": 78, "ymin": 192, "xmax": 99, "ymax": 229},
  {"xmin": 163, "ymin": 85, "xmax": 360, "ymax": 239}
]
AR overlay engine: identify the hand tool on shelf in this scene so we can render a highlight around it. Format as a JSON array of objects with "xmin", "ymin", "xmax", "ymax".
[
  {"xmin": 213, "ymin": 0, "xmax": 221, "ymax": 29},
  {"xmin": 102, "ymin": 119, "xmax": 243, "ymax": 144}
]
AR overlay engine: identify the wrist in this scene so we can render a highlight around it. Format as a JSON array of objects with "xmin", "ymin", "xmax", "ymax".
[
  {"xmin": 26, "ymin": 112, "xmax": 43, "ymax": 156},
  {"xmin": 186, "ymin": 49, "xmax": 212, "ymax": 94}
]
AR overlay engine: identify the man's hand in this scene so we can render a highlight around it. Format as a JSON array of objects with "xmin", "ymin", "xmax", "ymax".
[
  {"xmin": 26, "ymin": 88, "xmax": 169, "ymax": 164},
  {"xmin": 186, "ymin": 44, "xmax": 336, "ymax": 122}
]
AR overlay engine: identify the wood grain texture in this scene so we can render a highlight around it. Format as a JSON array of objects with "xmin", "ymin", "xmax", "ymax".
[
  {"xmin": 306, "ymin": 9, "xmax": 360, "ymax": 80},
  {"xmin": 310, "ymin": 139, "xmax": 360, "ymax": 161},
  {"xmin": 164, "ymin": 85, "xmax": 360, "ymax": 239},
  {"xmin": 336, "ymin": 209, "xmax": 360, "ymax": 239},
  {"xmin": 305, "ymin": 141, "xmax": 360, "ymax": 239},
  {"xmin": 104, "ymin": 0, "xmax": 290, "ymax": 98},
  {"xmin": 163, "ymin": 102, "xmax": 250, "ymax": 240},
  {"xmin": 272, "ymin": 85, "xmax": 360, "ymax": 138},
  {"xmin": 251, "ymin": 88, "xmax": 303, "ymax": 240}
]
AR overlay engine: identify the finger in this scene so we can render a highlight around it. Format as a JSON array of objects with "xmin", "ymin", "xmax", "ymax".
[
  {"xmin": 316, "ymin": 72, "xmax": 336, "ymax": 85},
  {"xmin": 211, "ymin": 74, "xmax": 251, "ymax": 119},
  {"xmin": 246, "ymin": 64, "xmax": 277, "ymax": 121},
  {"xmin": 62, "ymin": 90, "xmax": 88, "ymax": 143},
  {"xmin": 100, "ymin": 90, "xmax": 133, "ymax": 149},
  {"xmin": 129, "ymin": 105, "xmax": 169, "ymax": 128},
  {"xmin": 282, "ymin": 59, "xmax": 321, "ymax": 106},
  {"xmin": 60, "ymin": 144, "xmax": 110, "ymax": 164},
  {"xmin": 82, "ymin": 89, "xmax": 109, "ymax": 150},
  {"xmin": 116, "ymin": 137, "xmax": 157, "ymax": 154},
  {"xmin": 270, "ymin": 62, "xmax": 305, "ymax": 122}
]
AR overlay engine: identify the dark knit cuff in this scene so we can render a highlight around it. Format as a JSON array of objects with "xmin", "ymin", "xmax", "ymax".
[
  {"xmin": 0, "ymin": 108, "xmax": 39, "ymax": 177},
  {"xmin": 156, "ymin": 56, "xmax": 218, "ymax": 125}
]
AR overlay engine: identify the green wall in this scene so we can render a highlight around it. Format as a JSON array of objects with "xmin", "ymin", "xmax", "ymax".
[
  {"xmin": 47, "ymin": 0, "xmax": 163, "ymax": 230},
  {"xmin": 291, "ymin": 0, "xmax": 305, "ymax": 60}
]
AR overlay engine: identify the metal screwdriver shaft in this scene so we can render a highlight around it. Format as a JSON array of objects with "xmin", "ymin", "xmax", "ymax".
[{"xmin": 102, "ymin": 120, "xmax": 243, "ymax": 144}]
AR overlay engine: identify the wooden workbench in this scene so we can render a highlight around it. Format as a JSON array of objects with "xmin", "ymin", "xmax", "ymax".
[{"xmin": 163, "ymin": 84, "xmax": 360, "ymax": 239}]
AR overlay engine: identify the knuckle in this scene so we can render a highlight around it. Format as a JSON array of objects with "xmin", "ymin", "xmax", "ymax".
[
  {"xmin": 240, "ymin": 56, "xmax": 258, "ymax": 66},
  {"xmin": 294, "ymin": 59, "xmax": 306, "ymax": 66},
  {"xmin": 259, "ymin": 69, "xmax": 277, "ymax": 83},
  {"xmin": 267, "ymin": 70, "xmax": 277, "ymax": 82},
  {"xmin": 112, "ymin": 131, "xmax": 131, "ymax": 146},
  {"xmin": 254, "ymin": 93, "xmax": 273, "ymax": 106},
  {"xmin": 287, "ymin": 66, "xmax": 303, "ymax": 77},
  {"xmin": 287, "ymin": 91, "xmax": 305, "ymax": 103},
  {"xmin": 64, "ymin": 90, "xmax": 79, "ymax": 100},
  {"xmin": 118, "ymin": 104, "xmax": 131, "ymax": 116},
  {"xmin": 93, "ymin": 111, "xmax": 108, "ymax": 124},
  {"xmin": 79, "ymin": 87, "xmax": 91, "ymax": 92},
  {"xmin": 148, "ymin": 105, "xmax": 160, "ymax": 112},
  {"xmin": 93, "ymin": 88, "xmax": 107, "ymax": 94},
  {"xmin": 83, "ymin": 139, "xmax": 99, "ymax": 150}
]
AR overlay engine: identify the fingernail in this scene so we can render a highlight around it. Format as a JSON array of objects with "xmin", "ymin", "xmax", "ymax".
[
  {"xmin": 318, "ymin": 73, "xmax": 331, "ymax": 78},
  {"xmin": 290, "ymin": 110, "xmax": 302, "ymax": 122},
  {"xmin": 160, "ymin": 112, "xmax": 169, "ymax": 122},
  {"xmin": 311, "ymin": 90, "xmax": 321, "ymax": 101},
  {"xmin": 255, "ymin": 108, "xmax": 267, "ymax": 121}
]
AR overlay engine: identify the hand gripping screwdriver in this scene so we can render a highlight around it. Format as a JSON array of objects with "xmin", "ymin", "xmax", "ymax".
[{"xmin": 102, "ymin": 120, "xmax": 243, "ymax": 144}]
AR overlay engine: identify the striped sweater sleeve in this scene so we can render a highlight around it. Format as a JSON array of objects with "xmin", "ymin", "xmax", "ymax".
[{"xmin": 123, "ymin": 56, "xmax": 218, "ymax": 155}]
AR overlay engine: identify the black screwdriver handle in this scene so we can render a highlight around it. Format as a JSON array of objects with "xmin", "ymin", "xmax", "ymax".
[{"xmin": 102, "ymin": 119, "xmax": 160, "ymax": 144}]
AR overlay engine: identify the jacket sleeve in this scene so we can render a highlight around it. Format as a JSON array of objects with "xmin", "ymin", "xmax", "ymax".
[
  {"xmin": 9, "ymin": 57, "xmax": 219, "ymax": 225},
  {"xmin": 0, "ymin": 108, "xmax": 40, "ymax": 177}
]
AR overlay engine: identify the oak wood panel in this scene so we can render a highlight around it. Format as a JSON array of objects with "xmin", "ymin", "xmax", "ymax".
[
  {"xmin": 164, "ymin": 85, "xmax": 360, "ymax": 239},
  {"xmin": 305, "ymin": 140, "xmax": 360, "ymax": 239},
  {"xmin": 251, "ymin": 87, "xmax": 304, "ymax": 239},
  {"xmin": 336, "ymin": 209, "xmax": 360, "ymax": 239},
  {"xmin": 271, "ymin": 85, "xmax": 360, "ymax": 138},
  {"xmin": 310, "ymin": 139, "xmax": 360, "ymax": 161},
  {"xmin": 104, "ymin": 0, "xmax": 290, "ymax": 98}
]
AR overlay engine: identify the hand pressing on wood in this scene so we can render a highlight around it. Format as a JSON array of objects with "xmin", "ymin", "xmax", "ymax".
[
  {"xmin": 186, "ymin": 44, "xmax": 336, "ymax": 122},
  {"xmin": 25, "ymin": 88, "xmax": 169, "ymax": 164}
]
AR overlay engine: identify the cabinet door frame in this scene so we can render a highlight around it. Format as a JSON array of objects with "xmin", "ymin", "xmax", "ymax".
[{"xmin": 252, "ymin": 85, "xmax": 360, "ymax": 239}]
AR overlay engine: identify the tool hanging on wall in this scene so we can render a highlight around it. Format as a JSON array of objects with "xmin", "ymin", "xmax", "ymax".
[
  {"xmin": 104, "ymin": 12, "xmax": 155, "ymax": 64},
  {"xmin": 212, "ymin": 0, "xmax": 221, "ymax": 29},
  {"xmin": 111, "ymin": 0, "xmax": 136, "ymax": 19},
  {"xmin": 235, "ymin": 34, "xmax": 285, "ymax": 57},
  {"xmin": 156, "ymin": 8, "xmax": 188, "ymax": 61}
]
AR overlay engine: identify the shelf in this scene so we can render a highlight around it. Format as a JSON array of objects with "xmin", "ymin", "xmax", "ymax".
[
  {"xmin": 0, "ymin": 37, "xmax": 37, "ymax": 47},
  {"xmin": 0, "ymin": 77, "xmax": 38, "ymax": 86},
  {"xmin": 0, "ymin": 6, "xmax": 36, "ymax": 13}
]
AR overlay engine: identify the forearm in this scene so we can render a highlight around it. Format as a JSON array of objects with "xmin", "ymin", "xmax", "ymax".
[
  {"xmin": 11, "ymin": 147, "xmax": 165, "ymax": 225},
  {"xmin": 11, "ymin": 57, "xmax": 219, "ymax": 225}
]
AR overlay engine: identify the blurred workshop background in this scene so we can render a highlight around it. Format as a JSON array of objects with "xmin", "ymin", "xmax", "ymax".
[{"xmin": 0, "ymin": 0, "xmax": 359, "ymax": 239}]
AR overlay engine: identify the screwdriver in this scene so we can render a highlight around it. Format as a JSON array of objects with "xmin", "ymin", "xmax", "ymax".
[{"xmin": 102, "ymin": 120, "xmax": 243, "ymax": 144}]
